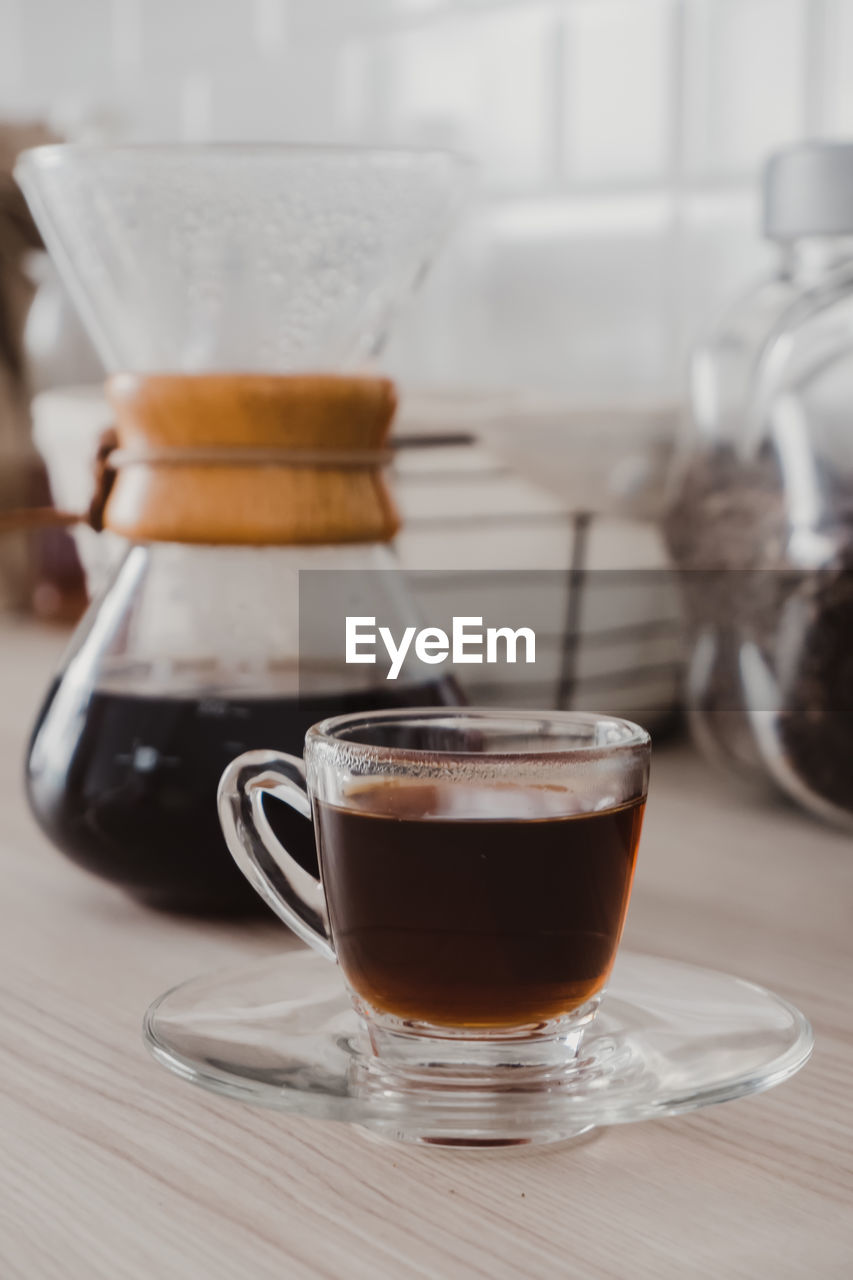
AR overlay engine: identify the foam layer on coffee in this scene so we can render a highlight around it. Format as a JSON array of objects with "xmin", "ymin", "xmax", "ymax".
[{"xmin": 342, "ymin": 778, "xmax": 627, "ymax": 821}]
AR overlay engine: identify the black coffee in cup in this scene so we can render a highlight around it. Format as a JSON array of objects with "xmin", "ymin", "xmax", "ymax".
[{"xmin": 315, "ymin": 780, "xmax": 644, "ymax": 1029}]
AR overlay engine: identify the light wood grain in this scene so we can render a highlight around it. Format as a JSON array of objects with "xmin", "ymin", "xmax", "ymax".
[{"xmin": 0, "ymin": 619, "xmax": 851, "ymax": 1280}]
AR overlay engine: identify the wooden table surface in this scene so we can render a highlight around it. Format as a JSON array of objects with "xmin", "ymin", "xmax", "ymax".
[{"xmin": 1, "ymin": 619, "xmax": 851, "ymax": 1280}]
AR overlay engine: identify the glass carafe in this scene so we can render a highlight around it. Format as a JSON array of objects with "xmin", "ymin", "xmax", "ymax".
[
  {"xmin": 16, "ymin": 144, "xmax": 468, "ymax": 911},
  {"xmin": 26, "ymin": 374, "xmax": 461, "ymax": 913}
]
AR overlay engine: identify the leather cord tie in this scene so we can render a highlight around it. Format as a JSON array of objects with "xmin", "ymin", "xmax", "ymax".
[{"xmin": 0, "ymin": 429, "xmax": 397, "ymax": 537}]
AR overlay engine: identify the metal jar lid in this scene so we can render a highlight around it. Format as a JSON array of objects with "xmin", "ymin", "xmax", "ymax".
[{"xmin": 763, "ymin": 140, "xmax": 853, "ymax": 240}]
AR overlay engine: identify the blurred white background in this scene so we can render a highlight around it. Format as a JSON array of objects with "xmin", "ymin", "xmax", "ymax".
[
  {"xmin": 2, "ymin": 0, "xmax": 853, "ymax": 403},
  {"xmin": 5, "ymin": 0, "xmax": 849, "ymax": 720}
]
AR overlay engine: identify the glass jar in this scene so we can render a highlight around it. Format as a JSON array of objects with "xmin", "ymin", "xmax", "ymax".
[{"xmin": 665, "ymin": 142, "xmax": 853, "ymax": 827}]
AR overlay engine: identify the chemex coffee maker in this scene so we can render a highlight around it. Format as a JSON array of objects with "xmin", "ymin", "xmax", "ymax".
[{"xmin": 16, "ymin": 143, "xmax": 467, "ymax": 914}]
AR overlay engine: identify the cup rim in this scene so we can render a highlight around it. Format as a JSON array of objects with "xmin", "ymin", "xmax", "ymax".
[{"xmin": 306, "ymin": 705, "xmax": 651, "ymax": 761}]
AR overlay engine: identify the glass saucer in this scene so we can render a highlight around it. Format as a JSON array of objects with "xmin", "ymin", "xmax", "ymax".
[{"xmin": 143, "ymin": 949, "xmax": 812, "ymax": 1148}]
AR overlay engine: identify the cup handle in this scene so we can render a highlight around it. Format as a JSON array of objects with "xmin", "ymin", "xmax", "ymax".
[{"xmin": 217, "ymin": 750, "xmax": 335, "ymax": 962}]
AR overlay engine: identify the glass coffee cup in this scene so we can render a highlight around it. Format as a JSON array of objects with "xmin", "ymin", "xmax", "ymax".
[{"xmin": 218, "ymin": 708, "xmax": 650, "ymax": 1083}]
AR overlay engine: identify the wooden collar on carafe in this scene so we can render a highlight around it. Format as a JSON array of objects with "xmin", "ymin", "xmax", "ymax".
[{"xmin": 103, "ymin": 373, "xmax": 401, "ymax": 545}]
